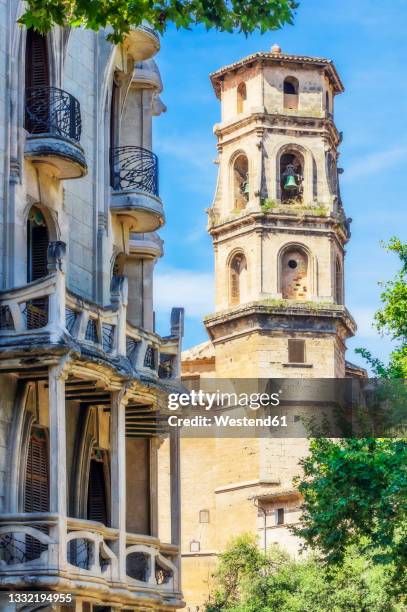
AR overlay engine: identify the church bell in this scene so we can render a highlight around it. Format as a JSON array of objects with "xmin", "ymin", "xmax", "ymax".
[{"xmin": 284, "ymin": 173, "xmax": 297, "ymax": 190}]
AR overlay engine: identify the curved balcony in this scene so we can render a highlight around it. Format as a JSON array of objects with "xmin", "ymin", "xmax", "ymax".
[
  {"xmin": 129, "ymin": 232, "xmax": 163, "ymax": 259},
  {"xmin": 25, "ymin": 86, "xmax": 87, "ymax": 179},
  {"xmin": 110, "ymin": 146, "xmax": 164, "ymax": 232},
  {"xmin": 124, "ymin": 24, "xmax": 160, "ymax": 61}
]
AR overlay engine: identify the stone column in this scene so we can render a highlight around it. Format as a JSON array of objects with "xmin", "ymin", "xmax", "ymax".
[
  {"xmin": 110, "ymin": 390, "xmax": 127, "ymax": 581},
  {"xmin": 170, "ymin": 428, "xmax": 181, "ymax": 547},
  {"xmin": 142, "ymin": 259, "xmax": 155, "ymax": 331},
  {"xmin": 48, "ymin": 364, "xmax": 68, "ymax": 568}
]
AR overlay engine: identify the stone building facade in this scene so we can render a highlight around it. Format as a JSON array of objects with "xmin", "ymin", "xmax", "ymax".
[
  {"xmin": 0, "ymin": 3, "xmax": 184, "ymax": 610},
  {"xmin": 180, "ymin": 45, "xmax": 360, "ymax": 609}
]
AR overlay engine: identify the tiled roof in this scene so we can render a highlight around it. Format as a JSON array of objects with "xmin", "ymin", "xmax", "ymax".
[{"xmin": 210, "ymin": 51, "xmax": 344, "ymax": 96}]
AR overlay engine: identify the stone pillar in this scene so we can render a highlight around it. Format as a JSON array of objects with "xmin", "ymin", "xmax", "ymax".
[
  {"xmin": 48, "ymin": 364, "xmax": 67, "ymax": 568},
  {"xmin": 110, "ymin": 390, "xmax": 127, "ymax": 581},
  {"xmin": 170, "ymin": 428, "xmax": 181, "ymax": 547},
  {"xmin": 142, "ymin": 259, "xmax": 155, "ymax": 331},
  {"xmin": 149, "ymin": 438, "xmax": 159, "ymax": 537},
  {"xmin": 125, "ymin": 257, "xmax": 143, "ymax": 328}
]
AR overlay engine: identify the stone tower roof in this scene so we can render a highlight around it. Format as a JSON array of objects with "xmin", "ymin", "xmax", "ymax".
[{"xmin": 210, "ymin": 48, "xmax": 344, "ymax": 97}]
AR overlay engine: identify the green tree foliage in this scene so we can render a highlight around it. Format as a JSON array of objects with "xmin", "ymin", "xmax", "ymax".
[
  {"xmin": 205, "ymin": 535, "xmax": 404, "ymax": 611},
  {"xmin": 19, "ymin": 0, "xmax": 298, "ymax": 43},
  {"xmin": 293, "ymin": 438, "xmax": 407, "ymax": 589},
  {"xmin": 356, "ymin": 237, "xmax": 407, "ymax": 378}
]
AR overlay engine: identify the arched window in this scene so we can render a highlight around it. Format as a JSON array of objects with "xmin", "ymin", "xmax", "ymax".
[
  {"xmin": 230, "ymin": 252, "xmax": 247, "ymax": 306},
  {"xmin": 25, "ymin": 30, "xmax": 50, "ymax": 133},
  {"xmin": 283, "ymin": 77, "xmax": 299, "ymax": 110},
  {"xmin": 280, "ymin": 151, "xmax": 304, "ymax": 203},
  {"xmin": 325, "ymin": 91, "xmax": 330, "ymax": 114},
  {"xmin": 233, "ymin": 154, "xmax": 249, "ymax": 210},
  {"xmin": 87, "ymin": 448, "xmax": 109, "ymax": 525},
  {"xmin": 335, "ymin": 257, "xmax": 343, "ymax": 304},
  {"xmin": 237, "ymin": 82, "xmax": 247, "ymax": 114},
  {"xmin": 281, "ymin": 246, "xmax": 309, "ymax": 300},
  {"xmin": 27, "ymin": 207, "xmax": 49, "ymax": 282}
]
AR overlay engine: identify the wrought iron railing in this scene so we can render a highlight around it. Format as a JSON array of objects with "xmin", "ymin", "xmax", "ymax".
[
  {"xmin": 110, "ymin": 146, "xmax": 159, "ymax": 195},
  {"xmin": 25, "ymin": 86, "xmax": 82, "ymax": 142}
]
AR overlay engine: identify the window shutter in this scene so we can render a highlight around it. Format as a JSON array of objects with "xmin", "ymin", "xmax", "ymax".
[
  {"xmin": 29, "ymin": 224, "xmax": 49, "ymax": 282},
  {"xmin": 288, "ymin": 339, "xmax": 305, "ymax": 364},
  {"xmin": 24, "ymin": 428, "xmax": 49, "ymax": 513},
  {"xmin": 87, "ymin": 458, "xmax": 108, "ymax": 525},
  {"xmin": 26, "ymin": 30, "xmax": 49, "ymax": 90}
]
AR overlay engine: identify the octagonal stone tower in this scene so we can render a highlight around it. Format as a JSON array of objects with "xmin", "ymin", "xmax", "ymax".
[{"xmin": 204, "ymin": 44, "xmax": 356, "ymax": 376}]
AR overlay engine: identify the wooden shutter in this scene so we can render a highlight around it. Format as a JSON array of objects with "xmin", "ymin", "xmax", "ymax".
[
  {"xmin": 27, "ymin": 215, "xmax": 49, "ymax": 283},
  {"xmin": 24, "ymin": 427, "xmax": 49, "ymax": 513},
  {"xmin": 87, "ymin": 458, "xmax": 108, "ymax": 525},
  {"xmin": 288, "ymin": 339, "xmax": 305, "ymax": 364},
  {"xmin": 26, "ymin": 30, "xmax": 49, "ymax": 90}
]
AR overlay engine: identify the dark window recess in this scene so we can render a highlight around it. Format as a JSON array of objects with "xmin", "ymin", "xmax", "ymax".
[
  {"xmin": 87, "ymin": 456, "xmax": 108, "ymax": 525},
  {"xmin": 288, "ymin": 339, "xmax": 305, "ymax": 364},
  {"xmin": 85, "ymin": 318, "xmax": 99, "ymax": 343},
  {"xmin": 144, "ymin": 346, "xmax": 156, "ymax": 369},
  {"xmin": 26, "ymin": 30, "xmax": 49, "ymax": 90},
  {"xmin": 276, "ymin": 508, "xmax": 285, "ymax": 525},
  {"xmin": 25, "ymin": 427, "xmax": 49, "ymax": 513},
  {"xmin": 24, "ymin": 426, "xmax": 49, "ymax": 561},
  {"xmin": 25, "ymin": 30, "xmax": 49, "ymax": 131},
  {"xmin": 27, "ymin": 208, "xmax": 49, "ymax": 283}
]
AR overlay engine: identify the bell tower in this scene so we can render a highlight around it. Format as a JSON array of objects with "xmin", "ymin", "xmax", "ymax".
[
  {"xmin": 180, "ymin": 46, "xmax": 359, "ymax": 610},
  {"xmin": 205, "ymin": 43, "xmax": 356, "ymax": 376}
]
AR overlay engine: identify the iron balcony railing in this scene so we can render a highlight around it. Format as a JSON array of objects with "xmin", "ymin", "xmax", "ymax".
[
  {"xmin": 25, "ymin": 86, "xmax": 82, "ymax": 142},
  {"xmin": 110, "ymin": 146, "xmax": 159, "ymax": 196}
]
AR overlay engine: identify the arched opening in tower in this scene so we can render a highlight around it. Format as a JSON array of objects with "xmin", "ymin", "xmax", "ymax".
[
  {"xmin": 230, "ymin": 252, "xmax": 248, "ymax": 306},
  {"xmin": 280, "ymin": 152, "xmax": 304, "ymax": 203},
  {"xmin": 283, "ymin": 76, "xmax": 299, "ymax": 110},
  {"xmin": 281, "ymin": 247, "xmax": 309, "ymax": 300},
  {"xmin": 233, "ymin": 155, "xmax": 249, "ymax": 210},
  {"xmin": 237, "ymin": 82, "xmax": 247, "ymax": 114},
  {"xmin": 335, "ymin": 257, "xmax": 343, "ymax": 304}
]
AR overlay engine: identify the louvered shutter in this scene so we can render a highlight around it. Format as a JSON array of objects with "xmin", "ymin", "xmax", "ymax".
[
  {"xmin": 26, "ymin": 30, "xmax": 49, "ymax": 90},
  {"xmin": 25, "ymin": 30, "xmax": 50, "ymax": 133},
  {"xmin": 28, "ymin": 223, "xmax": 49, "ymax": 282},
  {"xmin": 288, "ymin": 339, "xmax": 305, "ymax": 364},
  {"xmin": 87, "ymin": 459, "xmax": 108, "ymax": 525},
  {"xmin": 24, "ymin": 428, "xmax": 49, "ymax": 513}
]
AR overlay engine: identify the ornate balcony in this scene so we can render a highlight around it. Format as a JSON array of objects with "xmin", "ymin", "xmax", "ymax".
[
  {"xmin": 0, "ymin": 514, "xmax": 181, "ymax": 607},
  {"xmin": 25, "ymin": 86, "xmax": 87, "ymax": 179},
  {"xmin": 0, "ymin": 243, "xmax": 181, "ymax": 380},
  {"xmin": 110, "ymin": 146, "xmax": 164, "ymax": 232}
]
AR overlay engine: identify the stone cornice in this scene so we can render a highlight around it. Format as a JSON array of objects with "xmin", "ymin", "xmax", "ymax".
[
  {"xmin": 204, "ymin": 300, "xmax": 357, "ymax": 342},
  {"xmin": 214, "ymin": 112, "xmax": 340, "ymax": 148},
  {"xmin": 208, "ymin": 211, "xmax": 349, "ymax": 247}
]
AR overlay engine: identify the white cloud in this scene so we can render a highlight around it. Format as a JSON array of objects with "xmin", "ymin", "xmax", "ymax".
[
  {"xmin": 344, "ymin": 146, "xmax": 407, "ymax": 182},
  {"xmin": 154, "ymin": 268, "xmax": 214, "ymax": 318}
]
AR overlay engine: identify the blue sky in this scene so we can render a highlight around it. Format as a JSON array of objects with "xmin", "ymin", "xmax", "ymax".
[{"xmin": 152, "ymin": 0, "xmax": 407, "ymax": 371}]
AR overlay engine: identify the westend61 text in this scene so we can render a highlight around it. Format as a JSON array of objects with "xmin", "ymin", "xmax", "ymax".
[
  {"xmin": 167, "ymin": 390, "xmax": 281, "ymax": 411},
  {"xmin": 168, "ymin": 415, "xmax": 287, "ymax": 428}
]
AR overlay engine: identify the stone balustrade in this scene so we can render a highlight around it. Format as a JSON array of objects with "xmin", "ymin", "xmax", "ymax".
[
  {"xmin": 0, "ymin": 514, "xmax": 178, "ymax": 595},
  {"xmin": 0, "ymin": 246, "xmax": 182, "ymax": 380}
]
